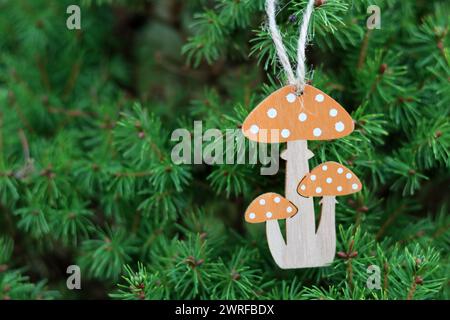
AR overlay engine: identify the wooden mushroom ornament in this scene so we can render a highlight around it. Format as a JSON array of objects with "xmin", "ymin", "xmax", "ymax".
[
  {"xmin": 242, "ymin": 84, "xmax": 358, "ymax": 268},
  {"xmin": 297, "ymin": 162, "xmax": 362, "ymax": 263}
]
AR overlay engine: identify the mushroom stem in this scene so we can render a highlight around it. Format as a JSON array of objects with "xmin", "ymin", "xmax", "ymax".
[
  {"xmin": 316, "ymin": 196, "xmax": 337, "ymax": 264},
  {"xmin": 266, "ymin": 220, "xmax": 287, "ymax": 268},
  {"xmin": 285, "ymin": 140, "xmax": 317, "ymax": 267},
  {"xmin": 266, "ymin": 139, "xmax": 318, "ymax": 268}
]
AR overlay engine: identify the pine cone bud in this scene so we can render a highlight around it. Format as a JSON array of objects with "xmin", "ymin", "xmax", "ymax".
[
  {"xmin": 231, "ymin": 269, "xmax": 241, "ymax": 281},
  {"xmin": 196, "ymin": 259, "xmax": 204, "ymax": 266},
  {"xmin": 379, "ymin": 63, "xmax": 388, "ymax": 74},
  {"xmin": 315, "ymin": 0, "xmax": 326, "ymax": 7},
  {"xmin": 357, "ymin": 206, "xmax": 369, "ymax": 213}
]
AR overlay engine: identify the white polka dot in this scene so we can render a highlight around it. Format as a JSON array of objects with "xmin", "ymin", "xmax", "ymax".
[
  {"xmin": 300, "ymin": 184, "xmax": 306, "ymax": 190},
  {"xmin": 335, "ymin": 122, "xmax": 345, "ymax": 132},
  {"xmin": 315, "ymin": 94, "xmax": 324, "ymax": 102},
  {"xmin": 274, "ymin": 197, "xmax": 281, "ymax": 203},
  {"xmin": 313, "ymin": 128, "xmax": 322, "ymax": 137},
  {"xmin": 286, "ymin": 206, "xmax": 293, "ymax": 213},
  {"xmin": 337, "ymin": 186, "xmax": 343, "ymax": 192},
  {"xmin": 266, "ymin": 212, "xmax": 273, "ymax": 218},
  {"xmin": 249, "ymin": 213, "xmax": 256, "ymax": 219},
  {"xmin": 259, "ymin": 199, "xmax": 266, "ymax": 205},
  {"xmin": 352, "ymin": 183, "xmax": 358, "ymax": 190},
  {"xmin": 281, "ymin": 129, "xmax": 290, "ymax": 138},
  {"xmin": 316, "ymin": 187, "xmax": 322, "ymax": 193},
  {"xmin": 346, "ymin": 173, "xmax": 352, "ymax": 179},
  {"xmin": 337, "ymin": 168, "xmax": 344, "ymax": 174},
  {"xmin": 322, "ymin": 165, "xmax": 328, "ymax": 171},
  {"xmin": 267, "ymin": 108, "xmax": 277, "ymax": 118},
  {"xmin": 329, "ymin": 109, "xmax": 338, "ymax": 117},
  {"xmin": 310, "ymin": 175, "xmax": 316, "ymax": 181},
  {"xmin": 286, "ymin": 93, "xmax": 296, "ymax": 103},
  {"xmin": 250, "ymin": 125, "xmax": 259, "ymax": 134},
  {"xmin": 326, "ymin": 177, "xmax": 332, "ymax": 184},
  {"xmin": 298, "ymin": 113, "xmax": 308, "ymax": 122}
]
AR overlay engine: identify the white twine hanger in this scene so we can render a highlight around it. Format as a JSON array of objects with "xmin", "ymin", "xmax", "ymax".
[{"xmin": 266, "ymin": 0, "xmax": 315, "ymax": 94}]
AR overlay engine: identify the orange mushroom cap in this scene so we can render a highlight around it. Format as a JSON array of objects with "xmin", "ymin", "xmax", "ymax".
[
  {"xmin": 245, "ymin": 192, "xmax": 298, "ymax": 223},
  {"xmin": 242, "ymin": 85, "xmax": 354, "ymax": 143},
  {"xmin": 297, "ymin": 161, "xmax": 362, "ymax": 197}
]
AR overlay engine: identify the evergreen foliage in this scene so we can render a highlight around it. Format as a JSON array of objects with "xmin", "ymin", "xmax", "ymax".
[{"xmin": 0, "ymin": 0, "xmax": 448, "ymax": 299}]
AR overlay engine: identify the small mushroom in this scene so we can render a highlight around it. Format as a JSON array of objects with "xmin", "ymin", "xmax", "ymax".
[
  {"xmin": 242, "ymin": 85, "xmax": 354, "ymax": 143},
  {"xmin": 297, "ymin": 161, "xmax": 362, "ymax": 197},
  {"xmin": 245, "ymin": 192, "xmax": 298, "ymax": 223}
]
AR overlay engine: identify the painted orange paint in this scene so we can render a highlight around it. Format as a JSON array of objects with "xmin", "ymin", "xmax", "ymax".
[
  {"xmin": 242, "ymin": 85, "xmax": 354, "ymax": 143},
  {"xmin": 245, "ymin": 192, "xmax": 298, "ymax": 223},
  {"xmin": 297, "ymin": 161, "xmax": 362, "ymax": 197}
]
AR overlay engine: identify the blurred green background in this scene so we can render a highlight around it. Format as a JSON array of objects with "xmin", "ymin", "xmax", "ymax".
[{"xmin": 0, "ymin": 0, "xmax": 448, "ymax": 299}]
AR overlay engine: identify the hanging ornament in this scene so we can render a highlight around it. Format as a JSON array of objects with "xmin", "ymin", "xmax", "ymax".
[{"xmin": 241, "ymin": 0, "xmax": 362, "ymax": 269}]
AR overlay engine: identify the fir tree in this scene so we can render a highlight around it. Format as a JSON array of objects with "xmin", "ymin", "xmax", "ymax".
[{"xmin": 0, "ymin": 0, "xmax": 448, "ymax": 300}]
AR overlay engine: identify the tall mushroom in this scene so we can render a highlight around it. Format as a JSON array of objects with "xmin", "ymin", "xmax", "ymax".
[
  {"xmin": 242, "ymin": 84, "xmax": 354, "ymax": 268},
  {"xmin": 297, "ymin": 162, "xmax": 362, "ymax": 263}
]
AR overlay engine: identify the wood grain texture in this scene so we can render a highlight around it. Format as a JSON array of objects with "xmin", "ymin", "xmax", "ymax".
[
  {"xmin": 283, "ymin": 140, "xmax": 319, "ymax": 268},
  {"xmin": 263, "ymin": 140, "xmax": 323, "ymax": 269},
  {"xmin": 266, "ymin": 220, "xmax": 286, "ymax": 267},
  {"xmin": 316, "ymin": 196, "xmax": 337, "ymax": 265},
  {"xmin": 250, "ymin": 142, "xmax": 342, "ymax": 268}
]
